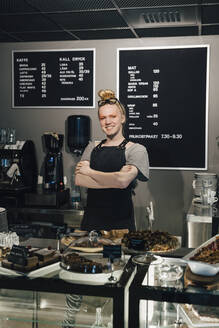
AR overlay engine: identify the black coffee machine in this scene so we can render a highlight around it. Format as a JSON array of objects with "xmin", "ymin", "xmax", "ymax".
[
  {"xmin": 24, "ymin": 133, "xmax": 69, "ymax": 208},
  {"xmin": 0, "ymin": 140, "xmax": 38, "ymax": 207},
  {"xmin": 42, "ymin": 133, "xmax": 64, "ymax": 192}
]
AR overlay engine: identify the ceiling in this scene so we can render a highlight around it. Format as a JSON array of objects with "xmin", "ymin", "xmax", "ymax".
[{"xmin": 0, "ymin": 0, "xmax": 219, "ymax": 43}]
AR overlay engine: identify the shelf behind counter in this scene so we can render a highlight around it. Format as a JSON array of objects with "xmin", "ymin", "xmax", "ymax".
[{"xmin": 7, "ymin": 203, "xmax": 84, "ymax": 239}]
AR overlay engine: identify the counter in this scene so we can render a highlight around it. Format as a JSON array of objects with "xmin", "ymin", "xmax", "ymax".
[
  {"xmin": 1, "ymin": 239, "xmax": 219, "ymax": 327},
  {"xmin": 0, "ymin": 237, "xmax": 135, "ymax": 328}
]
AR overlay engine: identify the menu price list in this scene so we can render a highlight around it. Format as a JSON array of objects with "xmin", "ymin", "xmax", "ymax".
[
  {"xmin": 12, "ymin": 49, "xmax": 95, "ymax": 108},
  {"xmin": 118, "ymin": 46, "xmax": 208, "ymax": 169}
]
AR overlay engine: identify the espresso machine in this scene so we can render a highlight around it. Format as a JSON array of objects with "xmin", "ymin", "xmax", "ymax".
[{"xmin": 0, "ymin": 140, "xmax": 38, "ymax": 207}]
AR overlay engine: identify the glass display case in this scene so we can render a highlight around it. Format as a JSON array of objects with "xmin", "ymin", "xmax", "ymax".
[
  {"xmin": 129, "ymin": 255, "xmax": 219, "ymax": 328},
  {"xmin": 2, "ymin": 237, "xmax": 219, "ymax": 327},
  {"xmin": 0, "ymin": 289, "xmax": 114, "ymax": 327},
  {"xmin": 0, "ymin": 247, "xmax": 135, "ymax": 328}
]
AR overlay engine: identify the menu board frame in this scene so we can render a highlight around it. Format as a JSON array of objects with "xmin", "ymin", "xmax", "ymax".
[
  {"xmin": 12, "ymin": 48, "xmax": 95, "ymax": 108},
  {"xmin": 117, "ymin": 45, "xmax": 209, "ymax": 170}
]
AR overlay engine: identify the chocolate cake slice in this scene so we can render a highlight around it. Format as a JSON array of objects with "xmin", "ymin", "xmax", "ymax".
[
  {"xmin": 2, "ymin": 246, "xmax": 60, "ymax": 273},
  {"xmin": 62, "ymin": 252, "xmax": 105, "ymax": 273},
  {"xmin": 32, "ymin": 248, "xmax": 55, "ymax": 261}
]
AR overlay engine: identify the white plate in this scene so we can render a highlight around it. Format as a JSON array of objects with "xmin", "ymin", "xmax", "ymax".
[
  {"xmin": 28, "ymin": 262, "xmax": 60, "ymax": 278},
  {"xmin": 0, "ymin": 261, "xmax": 60, "ymax": 278},
  {"xmin": 59, "ymin": 268, "xmax": 123, "ymax": 285},
  {"xmin": 0, "ymin": 263, "xmax": 22, "ymax": 276},
  {"xmin": 183, "ymin": 234, "xmax": 219, "ymax": 276}
]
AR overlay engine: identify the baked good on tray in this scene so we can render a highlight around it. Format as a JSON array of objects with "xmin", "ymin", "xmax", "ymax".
[
  {"xmin": 0, "ymin": 246, "xmax": 10, "ymax": 259},
  {"xmin": 61, "ymin": 230, "xmax": 125, "ymax": 250},
  {"xmin": 61, "ymin": 230, "xmax": 117, "ymax": 253},
  {"xmin": 122, "ymin": 230, "xmax": 179, "ymax": 252},
  {"xmin": 2, "ymin": 245, "xmax": 60, "ymax": 272},
  {"xmin": 61, "ymin": 252, "xmax": 106, "ymax": 273},
  {"xmin": 190, "ymin": 235, "xmax": 219, "ymax": 264}
]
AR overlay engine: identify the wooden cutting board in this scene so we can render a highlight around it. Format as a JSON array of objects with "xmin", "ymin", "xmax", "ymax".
[{"xmin": 184, "ymin": 265, "xmax": 219, "ymax": 290}]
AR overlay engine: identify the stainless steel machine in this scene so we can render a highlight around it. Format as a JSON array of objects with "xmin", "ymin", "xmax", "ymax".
[{"xmin": 186, "ymin": 172, "xmax": 218, "ymax": 248}]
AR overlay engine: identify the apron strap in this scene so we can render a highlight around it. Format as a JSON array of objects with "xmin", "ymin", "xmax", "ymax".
[{"xmin": 94, "ymin": 138, "xmax": 128, "ymax": 151}]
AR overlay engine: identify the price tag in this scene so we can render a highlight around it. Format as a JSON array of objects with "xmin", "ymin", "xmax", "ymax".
[
  {"xmin": 10, "ymin": 245, "xmax": 28, "ymax": 258},
  {"xmin": 129, "ymin": 238, "xmax": 145, "ymax": 251},
  {"xmin": 8, "ymin": 245, "xmax": 29, "ymax": 266},
  {"xmin": 103, "ymin": 245, "xmax": 121, "ymax": 259}
]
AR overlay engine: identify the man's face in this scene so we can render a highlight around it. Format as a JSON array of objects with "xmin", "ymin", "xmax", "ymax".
[{"xmin": 98, "ymin": 104, "xmax": 125, "ymax": 138}]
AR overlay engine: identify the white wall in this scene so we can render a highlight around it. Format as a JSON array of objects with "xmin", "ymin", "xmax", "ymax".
[{"xmin": 1, "ymin": 35, "xmax": 219, "ymax": 244}]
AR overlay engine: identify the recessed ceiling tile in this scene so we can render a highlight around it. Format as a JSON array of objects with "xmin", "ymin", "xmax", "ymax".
[
  {"xmin": 0, "ymin": 13, "xmax": 61, "ymax": 32},
  {"xmin": 26, "ymin": 0, "xmax": 115, "ymax": 12},
  {"xmin": 0, "ymin": 0, "xmax": 37, "ymax": 13},
  {"xmin": 202, "ymin": 24, "xmax": 219, "ymax": 35},
  {"xmin": 202, "ymin": 4, "xmax": 219, "ymax": 24},
  {"xmin": 12, "ymin": 31, "xmax": 78, "ymax": 42},
  {"xmin": 135, "ymin": 25, "xmax": 198, "ymax": 37},
  {"xmin": 73, "ymin": 28, "xmax": 135, "ymax": 40},
  {"xmin": 0, "ymin": 32, "xmax": 20, "ymax": 42},
  {"xmin": 202, "ymin": 0, "xmax": 219, "ymax": 3},
  {"xmin": 48, "ymin": 10, "xmax": 128, "ymax": 29},
  {"xmin": 114, "ymin": 0, "xmax": 201, "ymax": 8}
]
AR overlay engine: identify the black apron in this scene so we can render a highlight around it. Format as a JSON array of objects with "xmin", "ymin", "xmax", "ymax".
[{"xmin": 81, "ymin": 139, "xmax": 135, "ymax": 231}]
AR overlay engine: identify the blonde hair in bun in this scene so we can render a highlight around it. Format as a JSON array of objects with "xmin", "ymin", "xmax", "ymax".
[
  {"xmin": 98, "ymin": 89, "xmax": 115, "ymax": 100},
  {"xmin": 97, "ymin": 89, "xmax": 126, "ymax": 127}
]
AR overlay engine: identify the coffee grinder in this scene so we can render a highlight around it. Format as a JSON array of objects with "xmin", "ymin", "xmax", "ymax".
[
  {"xmin": 24, "ymin": 132, "xmax": 69, "ymax": 208},
  {"xmin": 43, "ymin": 132, "xmax": 64, "ymax": 192}
]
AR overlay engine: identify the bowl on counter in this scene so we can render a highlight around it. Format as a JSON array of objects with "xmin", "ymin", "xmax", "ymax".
[{"xmin": 186, "ymin": 260, "xmax": 219, "ymax": 277}]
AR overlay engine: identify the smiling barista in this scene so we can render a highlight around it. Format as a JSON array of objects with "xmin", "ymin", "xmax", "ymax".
[
  {"xmin": 75, "ymin": 89, "xmax": 149, "ymax": 232},
  {"xmin": 62, "ymin": 90, "xmax": 149, "ymax": 328}
]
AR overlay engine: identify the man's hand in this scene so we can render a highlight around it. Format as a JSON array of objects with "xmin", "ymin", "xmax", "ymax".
[
  {"xmin": 75, "ymin": 160, "xmax": 91, "ymax": 176},
  {"xmin": 120, "ymin": 165, "xmax": 133, "ymax": 172}
]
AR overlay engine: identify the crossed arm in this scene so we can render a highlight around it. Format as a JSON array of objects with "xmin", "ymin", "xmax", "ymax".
[{"xmin": 75, "ymin": 160, "xmax": 138, "ymax": 189}]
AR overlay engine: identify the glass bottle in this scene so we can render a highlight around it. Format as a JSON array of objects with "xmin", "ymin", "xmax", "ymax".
[
  {"xmin": 91, "ymin": 307, "xmax": 106, "ymax": 328},
  {"xmin": 71, "ymin": 173, "xmax": 81, "ymax": 208},
  {"xmin": 7, "ymin": 128, "xmax": 16, "ymax": 144}
]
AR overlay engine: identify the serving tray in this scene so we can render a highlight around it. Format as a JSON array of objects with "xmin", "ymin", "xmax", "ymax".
[
  {"xmin": 183, "ymin": 234, "xmax": 219, "ymax": 276},
  {"xmin": 123, "ymin": 236, "xmax": 181, "ymax": 256}
]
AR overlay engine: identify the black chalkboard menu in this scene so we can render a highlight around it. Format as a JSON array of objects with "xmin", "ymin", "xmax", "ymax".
[
  {"xmin": 12, "ymin": 49, "xmax": 95, "ymax": 108},
  {"xmin": 118, "ymin": 46, "xmax": 209, "ymax": 169}
]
